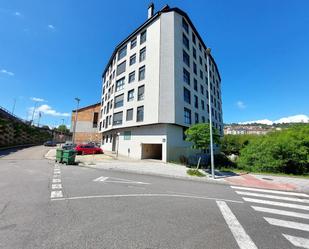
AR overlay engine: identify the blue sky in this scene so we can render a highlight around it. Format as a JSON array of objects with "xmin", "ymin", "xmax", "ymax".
[{"xmin": 0, "ymin": 0, "xmax": 308, "ymax": 127}]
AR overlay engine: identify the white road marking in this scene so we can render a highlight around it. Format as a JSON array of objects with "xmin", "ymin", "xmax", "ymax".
[
  {"xmin": 52, "ymin": 179, "xmax": 61, "ymax": 183},
  {"xmin": 54, "ymin": 170, "xmax": 61, "ymax": 173},
  {"xmin": 243, "ymin": 197, "xmax": 309, "ymax": 211},
  {"xmin": 236, "ymin": 191, "xmax": 309, "ymax": 204},
  {"xmin": 93, "ymin": 176, "xmax": 150, "ymax": 185},
  {"xmin": 93, "ymin": 176, "xmax": 109, "ymax": 182},
  {"xmin": 282, "ymin": 234, "xmax": 309, "ymax": 249},
  {"xmin": 264, "ymin": 217, "xmax": 309, "ymax": 232},
  {"xmin": 231, "ymin": 186, "xmax": 309, "ymax": 197},
  {"xmin": 52, "ymin": 184, "xmax": 62, "ymax": 190},
  {"xmin": 252, "ymin": 206, "xmax": 309, "ymax": 220},
  {"xmin": 216, "ymin": 201, "xmax": 258, "ymax": 249},
  {"xmin": 51, "ymin": 193, "xmax": 243, "ymax": 203},
  {"xmin": 50, "ymin": 191, "xmax": 63, "ymax": 198}
]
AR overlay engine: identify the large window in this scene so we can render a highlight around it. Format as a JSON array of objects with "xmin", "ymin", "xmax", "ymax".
[
  {"xmin": 201, "ymin": 100, "xmax": 205, "ymax": 110},
  {"xmin": 183, "ymin": 87, "xmax": 191, "ymax": 104},
  {"xmin": 182, "ymin": 18, "xmax": 189, "ymax": 33},
  {"xmin": 113, "ymin": 111, "xmax": 123, "ymax": 125},
  {"xmin": 183, "ymin": 68, "xmax": 190, "ymax": 85},
  {"xmin": 194, "ymin": 95, "xmax": 198, "ymax": 109},
  {"xmin": 183, "ymin": 33, "xmax": 189, "ymax": 50},
  {"xmin": 183, "ymin": 50, "xmax": 190, "ymax": 67},
  {"xmin": 126, "ymin": 108, "xmax": 133, "ymax": 121},
  {"xmin": 138, "ymin": 85, "xmax": 145, "ymax": 101},
  {"xmin": 195, "ymin": 113, "xmax": 199, "ymax": 124},
  {"xmin": 118, "ymin": 45, "xmax": 127, "ymax": 61},
  {"xmin": 114, "ymin": 94, "xmax": 124, "ymax": 108},
  {"xmin": 129, "ymin": 54, "xmax": 136, "ymax": 65},
  {"xmin": 193, "ymin": 62, "xmax": 197, "ymax": 74},
  {"xmin": 139, "ymin": 47, "xmax": 146, "ymax": 62},
  {"xmin": 193, "ymin": 47, "xmax": 196, "ymax": 59},
  {"xmin": 116, "ymin": 77, "xmax": 125, "ymax": 92},
  {"xmin": 137, "ymin": 106, "xmax": 144, "ymax": 122},
  {"xmin": 116, "ymin": 61, "xmax": 126, "ymax": 76},
  {"xmin": 124, "ymin": 131, "xmax": 131, "ymax": 140},
  {"xmin": 126, "ymin": 71, "xmax": 134, "ymax": 83},
  {"xmin": 184, "ymin": 107, "xmax": 191, "ymax": 125},
  {"xmin": 130, "ymin": 37, "xmax": 137, "ymax": 49},
  {"xmin": 93, "ymin": 112, "xmax": 98, "ymax": 128},
  {"xmin": 194, "ymin": 79, "xmax": 198, "ymax": 91},
  {"xmin": 138, "ymin": 66, "xmax": 145, "ymax": 81},
  {"xmin": 192, "ymin": 33, "xmax": 196, "ymax": 44},
  {"xmin": 140, "ymin": 30, "xmax": 147, "ymax": 44},
  {"xmin": 127, "ymin": 89, "xmax": 134, "ymax": 102}
]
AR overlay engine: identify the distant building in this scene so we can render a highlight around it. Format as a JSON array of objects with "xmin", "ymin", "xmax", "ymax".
[
  {"xmin": 98, "ymin": 4, "xmax": 223, "ymax": 162},
  {"xmin": 224, "ymin": 125, "xmax": 270, "ymax": 135},
  {"xmin": 71, "ymin": 103, "xmax": 100, "ymax": 144}
]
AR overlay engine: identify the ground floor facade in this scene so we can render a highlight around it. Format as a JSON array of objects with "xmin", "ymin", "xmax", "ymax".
[{"xmin": 100, "ymin": 123, "xmax": 205, "ymax": 162}]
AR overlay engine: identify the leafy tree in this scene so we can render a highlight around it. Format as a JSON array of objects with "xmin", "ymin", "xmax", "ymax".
[
  {"xmin": 56, "ymin": 124, "xmax": 69, "ymax": 133},
  {"xmin": 185, "ymin": 123, "xmax": 220, "ymax": 151},
  {"xmin": 221, "ymin": 134, "xmax": 258, "ymax": 155}
]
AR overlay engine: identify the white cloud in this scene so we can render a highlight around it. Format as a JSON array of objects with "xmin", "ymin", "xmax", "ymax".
[
  {"xmin": 236, "ymin": 101, "xmax": 246, "ymax": 109},
  {"xmin": 0, "ymin": 69, "xmax": 14, "ymax": 76},
  {"xmin": 30, "ymin": 97, "xmax": 45, "ymax": 102},
  {"xmin": 28, "ymin": 104, "xmax": 69, "ymax": 118},
  {"xmin": 240, "ymin": 114, "xmax": 309, "ymax": 125},
  {"xmin": 15, "ymin": 11, "xmax": 21, "ymax": 16},
  {"xmin": 48, "ymin": 24, "xmax": 55, "ymax": 30}
]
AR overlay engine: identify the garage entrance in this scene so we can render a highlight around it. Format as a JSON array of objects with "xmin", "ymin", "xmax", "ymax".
[{"xmin": 141, "ymin": 144, "xmax": 162, "ymax": 160}]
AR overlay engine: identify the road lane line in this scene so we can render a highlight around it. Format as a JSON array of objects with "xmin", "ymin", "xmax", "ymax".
[
  {"xmin": 252, "ymin": 206, "xmax": 309, "ymax": 220},
  {"xmin": 216, "ymin": 201, "xmax": 258, "ymax": 249},
  {"xmin": 52, "ymin": 184, "xmax": 62, "ymax": 190},
  {"xmin": 264, "ymin": 217, "xmax": 309, "ymax": 232},
  {"xmin": 52, "ymin": 179, "xmax": 61, "ymax": 183},
  {"xmin": 282, "ymin": 234, "xmax": 309, "ymax": 249},
  {"xmin": 50, "ymin": 191, "xmax": 63, "ymax": 198},
  {"xmin": 236, "ymin": 191, "xmax": 309, "ymax": 204},
  {"xmin": 231, "ymin": 186, "xmax": 309, "ymax": 197},
  {"xmin": 243, "ymin": 198, "xmax": 309, "ymax": 211},
  {"xmin": 50, "ymin": 193, "xmax": 243, "ymax": 203}
]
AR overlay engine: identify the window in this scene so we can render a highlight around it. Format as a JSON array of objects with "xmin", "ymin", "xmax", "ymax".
[
  {"xmin": 131, "ymin": 37, "xmax": 137, "ymax": 49},
  {"xmin": 138, "ymin": 66, "xmax": 145, "ymax": 81},
  {"xmin": 200, "ymin": 70, "xmax": 203, "ymax": 79},
  {"xmin": 128, "ymin": 71, "xmax": 135, "ymax": 83},
  {"xmin": 202, "ymin": 116, "xmax": 205, "ymax": 123},
  {"xmin": 138, "ymin": 85, "xmax": 145, "ymax": 100},
  {"xmin": 113, "ymin": 111, "xmax": 123, "ymax": 125},
  {"xmin": 183, "ymin": 33, "xmax": 189, "ymax": 50},
  {"xmin": 183, "ymin": 68, "xmax": 190, "ymax": 85},
  {"xmin": 183, "ymin": 87, "xmax": 191, "ymax": 104},
  {"xmin": 137, "ymin": 106, "xmax": 144, "ymax": 122},
  {"xmin": 124, "ymin": 131, "xmax": 131, "ymax": 140},
  {"xmin": 126, "ymin": 108, "xmax": 133, "ymax": 121},
  {"xmin": 194, "ymin": 95, "xmax": 198, "ymax": 108},
  {"xmin": 193, "ymin": 62, "xmax": 197, "ymax": 74},
  {"xmin": 140, "ymin": 30, "xmax": 147, "ymax": 44},
  {"xmin": 183, "ymin": 50, "xmax": 190, "ymax": 67},
  {"xmin": 192, "ymin": 33, "xmax": 196, "ymax": 44},
  {"xmin": 182, "ymin": 18, "xmax": 189, "ymax": 33},
  {"xmin": 201, "ymin": 100, "xmax": 205, "ymax": 110},
  {"xmin": 195, "ymin": 113, "xmax": 199, "ymax": 123},
  {"xmin": 193, "ymin": 47, "xmax": 196, "ymax": 59},
  {"xmin": 116, "ymin": 61, "xmax": 126, "ymax": 76},
  {"xmin": 115, "ymin": 77, "xmax": 125, "ymax": 92},
  {"xmin": 184, "ymin": 107, "xmax": 191, "ymax": 124},
  {"xmin": 129, "ymin": 54, "xmax": 136, "ymax": 65},
  {"xmin": 194, "ymin": 79, "xmax": 198, "ymax": 91},
  {"xmin": 93, "ymin": 112, "xmax": 98, "ymax": 128},
  {"xmin": 118, "ymin": 45, "xmax": 127, "ymax": 61},
  {"xmin": 200, "ymin": 84, "xmax": 204, "ymax": 95},
  {"xmin": 199, "ymin": 56, "xmax": 202, "ymax": 65},
  {"xmin": 139, "ymin": 47, "xmax": 146, "ymax": 62},
  {"xmin": 199, "ymin": 43, "xmax": 202, "ymax": 51},
  {"xmin": 127, "ymin": 89, "xmax": 134, "ymax": 102},
  {"xmin": 114, "ymin": 94, "xmax": 124, "ymax": 108}
]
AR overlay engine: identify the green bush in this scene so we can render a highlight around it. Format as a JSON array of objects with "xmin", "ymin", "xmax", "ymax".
[
  {"xmin": 237, "ymin": 125, "xmax": 309, "ymax": 174},
  {"xmin": 221, "ymin": 134, "xmax": 258, "ymax": 155},
  {"xmin": 187, "ymin": 169, "xmax": 205, "ymax": 177}
]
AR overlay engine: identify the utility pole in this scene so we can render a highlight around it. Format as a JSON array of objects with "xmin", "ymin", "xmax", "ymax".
[
  {"xmin": 37, "ymin": 112, "xmax": 42, "ymax": 127},
  {"xmin": 206, "ymin": 48, "xmax": 215, "ymax": 179},
  {"xmin": 31, "ymin": 101, "xmax": 38, "ymax": 125},
  {"xmin": 12, "ymin": 98, "xmax": 16, "ymax": 115},
  {"xmin": 72, "ymin": 97, "xmax": 80, "ymax": 144}
]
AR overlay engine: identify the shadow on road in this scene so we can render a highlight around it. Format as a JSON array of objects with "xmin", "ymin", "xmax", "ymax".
[{"xmin": 0, "ymin": 146, "xmax": 35, "ymax": 158}]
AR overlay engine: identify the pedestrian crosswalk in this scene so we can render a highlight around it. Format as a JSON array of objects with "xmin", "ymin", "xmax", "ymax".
[{"xmin": 232, "ymin": 185, "xmax": 309, "ymax": 249}]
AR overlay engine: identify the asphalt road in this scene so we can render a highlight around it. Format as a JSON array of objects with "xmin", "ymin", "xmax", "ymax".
[{"xmin": 0, "ymin": 146, "xmax": 308, "ymax": 249}]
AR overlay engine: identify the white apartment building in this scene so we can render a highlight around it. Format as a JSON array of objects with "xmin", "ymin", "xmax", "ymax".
[{"xmin": 98, "ymin": 4, "xmax": 223, "ymax": 162}]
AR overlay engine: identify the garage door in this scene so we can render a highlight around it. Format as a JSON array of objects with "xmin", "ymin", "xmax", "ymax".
[{"xmin": 141, "ymin": 144, "xmax": 162, "ymax": 160}]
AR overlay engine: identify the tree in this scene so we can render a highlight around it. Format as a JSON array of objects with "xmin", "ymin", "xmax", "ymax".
[
  {"xmin": 221, "ymin": 134, "xmax": 258, "ymax": 155},
  {"xmin": 185, "ymin": 123, "xmax": 220, "ymax": 151},
  {"xmin": 56, "ymin": 124, "xmax": 69, "ymax": 133}
]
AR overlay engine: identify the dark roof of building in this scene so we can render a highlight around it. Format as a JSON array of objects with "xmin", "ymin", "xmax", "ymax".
[
  {"xmin": 101, "ymin": 5, "xmax": 221, "ymax": 81},
  {"xmin": 72, "ymin": 102, "xmax": 100, "ymax": 113}
]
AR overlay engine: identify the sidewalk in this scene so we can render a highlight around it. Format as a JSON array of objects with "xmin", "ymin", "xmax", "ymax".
[{"xmin": 45, "ymin": 148, "xmax": 309, "ymax": 193}]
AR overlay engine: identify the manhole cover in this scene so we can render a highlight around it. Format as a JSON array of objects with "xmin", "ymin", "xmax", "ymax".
[{"xmin": 262, "ymin": 177, "xmax": 273, "ymax": 181}]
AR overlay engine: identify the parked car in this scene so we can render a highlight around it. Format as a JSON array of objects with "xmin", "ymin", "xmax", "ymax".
[
  {"xmin": 44, "ymin": 141, "xmax": 57, "ymax": 147},
  {"xmin": 74, "ymin": 144, "xmax": 103, "ymax": 155},
  {"xmin": 62, "ymin": 141, "xmax": 76, "ymax": 150}
]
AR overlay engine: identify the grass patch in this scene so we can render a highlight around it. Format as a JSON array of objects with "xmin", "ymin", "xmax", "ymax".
[{"xmin": 187, "ymin": 169, "xmax": 205, "ymax": 177}]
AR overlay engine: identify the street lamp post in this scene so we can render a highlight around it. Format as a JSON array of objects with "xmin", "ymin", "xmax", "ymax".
[
  {"xmin": 31, "ymin": 101, "xmax": 38, "ymax": 125},
  {"xmin": 206, "ymin": 48, "xmax": 215, "ymax": 179},
  {"xmin": 72, "ymin": 97, "xmax": 80, "ymax": 144}
]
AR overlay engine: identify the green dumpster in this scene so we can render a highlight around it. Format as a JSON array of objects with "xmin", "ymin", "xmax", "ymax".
[
  {"xmin": 55, "ymin": 149, "xmax": 63, "ymax": 163},
  {"xmin": 62, "ymin": 150, "xmax": 76, "ymax": 165}
]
